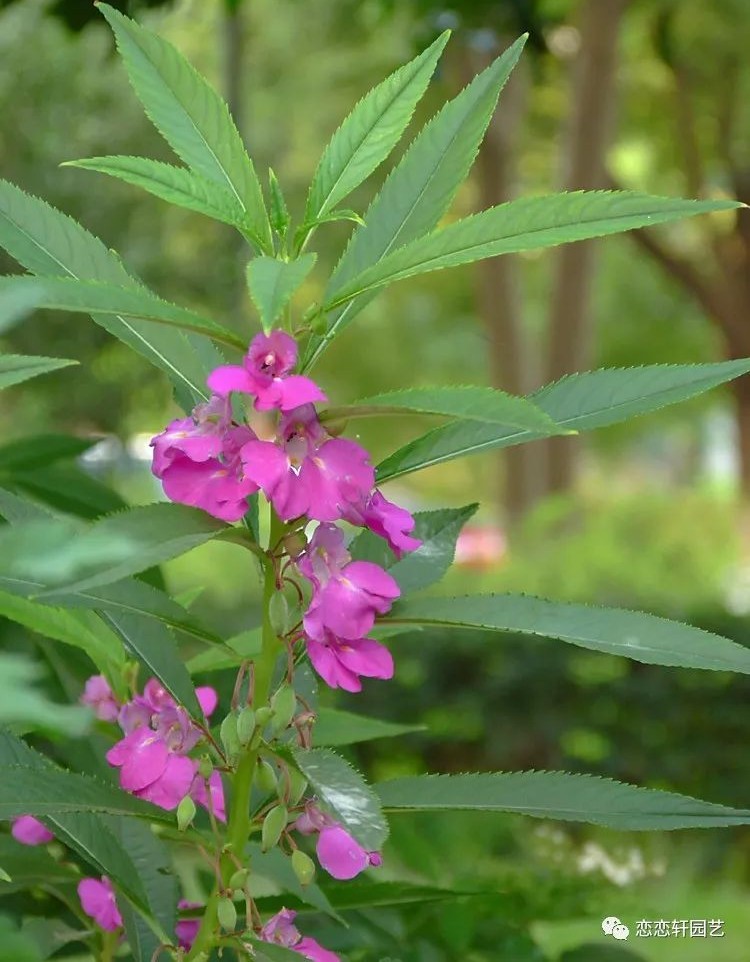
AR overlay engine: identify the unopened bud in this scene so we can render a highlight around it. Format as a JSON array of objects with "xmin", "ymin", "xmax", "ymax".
[
  {"xmin": 176, "ymin": 795, "xmax": 196, "ymax": 832},
  {"xmin": 291, "ymin": 849, "xmax": 316, "ymax": 886},
  {"xmin": 256, "ymin": 758, "xmax": 278, "ymax": 794},
  {"xmin": 270, "ymin": 684, "xmax": 296, "ymax": 734},
  {"xmin": 286, "ymin": 767, "xmax": 308, "ymax": 806},
  {"xmin": 236, "ymin": 706, "xmax": 256, "ymax": 747},
  {"xmin": 217, "ymin": 896, "xmax": 237, "ymax": 932},
  {"xmin": 269, "ymin": 592, "xmax": 290, "ymax": 637},
  {"xmin": 220, "ymin": 713, "xmax": 241, "ymax": 761},
  {"xmin": 228, "ymin": 868, "xmax": 249, "ymax": 891},
  {"xmin": 254, "ymin": 706, "xmax": 274, "ymax": 727},
  {"xmin": 324, "ymin": 417, "xmax": 348, "ymax": 437},
  {"xmin": 281, "ymin": 530, "xmax": 307, "ymax": 559},
  {"xmin": 262, "ymin": 803, "xmax": 288, "ymax": 852},
  {"xmin": 198, "ymin": 756, "xmax": 214, "ymax": 779}
]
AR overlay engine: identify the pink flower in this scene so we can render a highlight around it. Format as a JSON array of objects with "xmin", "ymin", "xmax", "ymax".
[
  {"xmin": 306, "ymin": 631, "xmax": 393, "ymax": 692},
  {"xmin": 293, "ymin": 803, "xmax": 382, "ymax": 881},
  {"xmin": 208, "ymin": 330, "xmax": 326, "ymax": 413},
  {"xmin": 176, "ymin": 900, "xmax": 202, "ymax": 951},
  {"xmin": 11, "ymin": 816, "xmax": 53, "ymax": 846},
  {"xmin": 190, "ymin": 770, "xmax": 226, "ymax": 823},
  {"xmin": 78, "ymin": 876, "xmax": 122, "ymax": 932},
  {"xmin": 241, "ymin": 405, "xmax": 373, "ymax": 522},
  {"xmin": 80, "ymin": 675, "xmax": 120, "ymax": 722},
  {"xmin": 260, "ymin": 908, "xmax": 340, "ymax": 962},
  {"xmin": 196, "ymin": 686, "xmax": 218, "ymax": 717},
  {"xmin": 106, "ymin": 727, "xmax": 196, "ymax": 811},
  {"xmin": 344, "ymin": 490, "xmax": 421, "ymax": 558},
  {"xmin": 151, "ymin": 394, "xmax": 231, "ymax": 475}
]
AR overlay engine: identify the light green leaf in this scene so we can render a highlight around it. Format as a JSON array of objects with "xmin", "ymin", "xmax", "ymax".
[
  {"xmin": 302, "ymin": 34, "xmax": 527, "ymax": 369},
  {"xmin": 187, "ymin": 627, "xmax": 261, "ymax": 674},
  {"xmin": 0, "ymin": 354, "xmax": 76, "ymax": 391},
  {"xmin": 0, "ymin": 178, "xmax": 221, "ymax": 406},
  {"xmin": 0, "ymin": 654, "xmax": 89, "ymax": 736},
  {"xmin": 376, "ymin": 771, "xmax": 750, "ymax": 829},
  {"xmin": 246, "ymin": 255, "xmax": 317, "ymax": 333},
  {"xmin": 350, "ymin": 503, "xmax": 478, "ymax": 593},
  {"xmin": 0, "ymin": 277, "xmax": 46, "ymax": 335},
  {"xmin": 304, "ymin": 31, "xmax": 450, "ymax": 224},
  {"xmin": 386, "ymin": 594, "xmax": 750, "ymax": 674},
  {"xmin": 292, "ymin": 748, "xmax": 388, "ymax": 850},
  {"xmin": 98, "ymin": 3, "xmax": 271, "ymax": 250},
  {"xmin": 377, "ymin": 360, "xmax": 750, "ymax": 481},
  {"xmin": 314, "ymin": 709, "xmax": 425, "ymax": 747},
  {"xmin": 0, "ymin": 275, "xmax": 245, "ymax": 350},
  {"xmin": 327, "ymin": 192, "xmax": 740, "ymax": 308},
  {"xmin": 248, "ymin": 945, "xmax": 303, "ymax": 962},
  {"xmin": 64, "ymin": 155, "xmax": 248, "ymax": 227},
  {"xmin": 248, "ymin": 845, "xmax": 341, "ymax": 923}
]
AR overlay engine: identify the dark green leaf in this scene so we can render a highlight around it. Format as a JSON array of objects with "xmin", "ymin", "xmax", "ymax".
[{"xmin": 314, "ymin": 709, "xmax": 425, "ymax": 747}]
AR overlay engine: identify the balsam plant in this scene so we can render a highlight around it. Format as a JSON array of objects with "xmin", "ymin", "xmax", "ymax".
[{"xmin": 1, "ymin": 6, "xmax": 750, "ymax": 961}]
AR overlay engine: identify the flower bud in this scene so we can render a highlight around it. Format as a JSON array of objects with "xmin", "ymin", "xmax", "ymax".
[
  {"xmin": 217, "ymin": 896, "xmax": 237, "ymax": 932},
  {"xmin": 176, "ymin": 795, "xmax": 196, "ymax": 832},
  {"xmin": 254, "ymin": 705, "xmax": 274, "ymax": 727},
  {"xmin": 228, "ymin": 868, "xmax": 249, "ymax": 891},
  {"xmin": 220, "ymin": 713, "xmax": 241, "ymax": 762},
  {"xmin": 269, "ymin": 592, "xmax": 290, "ymax": 637},
  {"xmin": 236, "ymin": 706, "xmax": 256, "ymax": 747},
  {"xmin": 198, "ymin": 755, "xmax": 214, "ymax": 780},
  {"xmin": 281, "ymin": 530, "xmax": 308, "ymax": 559},
  {"xmin": 324, "ymin": 417, "xmax": 349, "ymax": 437},
  {"xmin": 286, "ymin": 767, "xmax": 308, "ymax": 806},
  {"xmin": 291, "ymin": 849, "xmax": 316, "ymax": 886},
  {"xmin": 270, "ymin": 684, "xmax": 296, "ymax": 734},
  {"xmin": 256, "ymin": 758, "xmax": 278, "ymax": 795},
  {"xmin": 261, "ymin": 803, "xmax": 288, "ymax": 852}
]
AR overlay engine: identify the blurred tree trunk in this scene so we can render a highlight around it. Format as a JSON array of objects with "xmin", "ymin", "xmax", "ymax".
[{"xmin": 541, "ymin": 0, "xmax": 629, "ymax": 496}]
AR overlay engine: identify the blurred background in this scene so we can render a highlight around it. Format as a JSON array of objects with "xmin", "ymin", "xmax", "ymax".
[{"xmin": 1, "ymin": 0, "xmax": 750, "ymax": 958}]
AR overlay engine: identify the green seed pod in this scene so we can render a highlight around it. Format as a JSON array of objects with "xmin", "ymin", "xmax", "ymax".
[
  {"xmin": 256, "ymin": 757, "xmax": 278, "ymax": 794},
  {"xmin": 261, "ymin": 803, "xmax": 288, "ymax": 852},
  {"xmin": 236, "ymin": 706, "xmax": 256, "ymax": 747},
  {"xmin": 286, "ymin": 767, "xmax": 308, "ymax": 806},
  {"xmin": 269, "ymin": 592, "xmax": 290, "ymax": 638},
  {"xmin": 270, "ymin": 684, "xmax": 297, "ymax": 734},
  {"xmin": 198, "ymin": 755, "xmax": 214, "ymax": 779},
  {"xmin": 220, "ymin": 713, "xmax": 241, "ymax": 761},
  {"xmin": 323, "ymin": 417, "xmax": 348, "ymax": 438},
  {"xmin": 228, "ymin": 868, "xmax": 249, "ymax": 891},
  {"xmin": 254, "ymin": 705, "xmax": 274, "ymax": 728},
  {"xmin": 291, "ymin": 849, "xmax": 316, "ymax": 887},
  {"xmin": 217, "ymin": 896, "xmax": 237, "ymax": 932},
  {"xmin": 176, "ymin": 795, "xmax": 196, "ymax": 832}
]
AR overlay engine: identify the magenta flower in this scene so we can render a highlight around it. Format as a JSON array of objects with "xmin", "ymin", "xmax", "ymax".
[
  {"xmin": 293, "ymin": 803, "xmax": 382, "ymax": 881},
  {"xmin": 151, "ymin": 394, "xmax": 231, "ymax": 475},
  {"xmin": 196, "ymin": 686, "xmax": 218, "ymax": 717},
  {"xmin": 106, "ymin": 727, "xmax": 196, "ymax": 811},
  {"xmin": 241, "ymin": 405, "xmax": 374, "ymax": 522},
  {"xmin": 78, "ymin": 876, "xmax": 122, "ymax": 932},
  {"xmin": 306, "ymin": 631, "xmax": 393, "ymax": 692},
  {"xmin": 80, "ymin": 675, "xmax": 120, "ymax": 722},
  {"xmin": 260, "ymin": 908, "xmax": 339, "ymax": 962},
  {"xmin": 11, "ymin": 816, "xmax": 54, "ymax": 846},
  {"xmin": 344, "ymin": 489, "xmax": 421, "ymax": 558},
  {"xmin": 208, "ymin": 330, "xmax": 326, "ymax": 413},
  {"xmin": 176, "ymin": 900, "xmax": 202, "ymax": 951},
  {"xmin": 190, "ymin": 770, "xmax": 226, "ymax": 823}
]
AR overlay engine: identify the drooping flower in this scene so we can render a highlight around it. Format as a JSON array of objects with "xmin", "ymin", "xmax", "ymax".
[
  {"xmin": 78, "ymin": 876, "xmax": 122, "ymax": 932},
  {"xmin": 175, "ymin": 900, "xmax": 202, "ymax": 951},
  {"xmin": 106, "ymin": 727, "xmax": 196, "ymax": 811},
  {"xmin": 11, "ymin": 816, "xmax": 54, "ymax": 846},
  {"xmin": 80, "ymin": 675, "xmax": 120, "ymax": 722},
  {"xmin": 260, "ymin": 908, "xmax": 339, "ymax": 962},
  {"xmin": 293, "ymin": 802, "xmax": 382, "ymax": 881},
  {"xmin": 241, "ymin": 405, "xmax": 374, "ymax": 522},
  {"xmin": 343, "ymin": 489, "xmax": 421, "ymax": 558},
  {"xmin": 208, "ymin": 330, "xmax": 326, "ymax": 413},
  {"xmin": 305, "ymin": 630, "xmax": 393, "ymax": 693}
]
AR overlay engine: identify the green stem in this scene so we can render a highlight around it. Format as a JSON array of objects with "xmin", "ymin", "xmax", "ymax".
[
  {"xmin": 185, "ymin": 505, "xmax": 285, "ymax": 961},
  {"xmin": 100, "ymin": 929, "xmax": 117, "ymax": 962}
]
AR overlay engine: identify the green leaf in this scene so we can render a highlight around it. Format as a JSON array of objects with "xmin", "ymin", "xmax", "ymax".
[
  {"xmin": 304, "ymin": 31, "xmax": 450, "ymax": 224},
  {"xmin": 248, "ymin": 844, "xmax": 341, "ymax": 923},
  {"xmin": 0, "ymin": 354, "xmax": 76, "ymax": 391},
  {"xmin": 248, "ymin": 944, "xmax": 303, "ymax": 962},
  {"xmin": 328, "ymin": 192, "xmax": 740, "ymax": 307},
  {"xmin": 376, "ymin": 770, "xmax": 750, "ymax": 829},
  {"xmin": 20, "ymin": 919, "xmax": 90, "ymax": 962},
  {"xmin": 314, "ymin": 708, "xmax": 425, "ymax": 747},
  {"xmin": 0, "ymin": 275, "xmax": 245, "ymax": 350},
  {"xmin": 187, "ymin": 627, "xmax": 261, "ymax": 673},
  {"xmin": 0, "ymin": 654, "xmax": 89, "ymax": 736},
  {"xmin": 387, "ymin": 594, "xmax": 750, "ymax": 674},
  {"xmin": 0, "ymin": 917, "xmax": 43, "ymax": 962},
  {"xmin": 7, "ymin": 464, "xmax": 128, "ymax": 520},
  {"xmin": 350, "ymin": 503, "xmax": 478, "ymax": 593},
  {"xmin": 98, "ymin": 3, "xmax": 271, "ymax": 250},
  {"xmin": 64, "ymin": 155, "xmax": 248, "ymax": 227},
  {"xmin": 292, "ymin": 748, "xmax": 388, "ymax": 850},
  {"xmin": 302, "ymin": 34, "xmax": 527, "ymax": 370},
  {"xmin": 246, "ymin": 255, "xmax": 317, "ymax": 333},
  {"xmin": 0, "ymin": 178, "xmax": 221, "ymax": 406},
  {"xmin": 0, "ymin": 434, "xmax": 95, "ymax": 472},
  {"xmin": 377, "ymin": 360, "xmax": 750, "ymax": 481},
  {"xmin": 0, "ymin": 277, "xmax": 46, "ymax": 335},
  {"xmin": 559, "ymin": 946, "xmax": 648, "ymax": 962}
]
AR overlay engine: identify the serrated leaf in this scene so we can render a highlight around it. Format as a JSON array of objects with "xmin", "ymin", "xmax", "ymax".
[
  {"xmin": 350, "ymin": 503, "xmax": 478, "ymax": 593},
  {"xmin": 0, "ymin": 277, "xmax": 46, "ymax": 335},
  {"xmin": 304, "ymin": 31, "xmax": 450, "ymax": 224},
  {"xmin": 246, "ymin": 255, "xmax": 317, "ymax": 333},
  {"xmin": 328, "ymin": 192, "xmax": 740, "ymax": 307},
  {"xmin": 0, "ymin": 178, "xmax": 221, "ymax": 406},
  {"xmin": 377, "ymin": 360, "xmax": 750, "ymax": 481},
  {"xmin": 65, "ymin": 155, "xmax": 248, "ymax": 227},
  {"xmin": 247, "ymin": 844, "xmax": 342, "ymax": 923},
  {"xmin": 0, "ymin": 434, "xmax": 95, "ymax": 472},
  {"xmin": 314, "ymin": 709, "xmax": 425, "ymax": 747},
  {"xmin": 0, "ymin": 354, "xmax": 76, "ymax": 391},
  {"xmin": 292, "ymin": 748, "xmax": 388, "ymax": 850},
  {"xmin": 8, "ymin": 464, "xmax": 128, "ymax": 520},
  {"xmin": 376, "ymin": 771, "xmax": 750, "ymax": 829},
  {"xmin": 0, "ymin": 275, "xmax": 245, "ymax": 350},
  {"xmin": 98, "ymin": 3, "xmax": 271, "ymax": 250},
  {"xmin": 302, "ymin": 34, "xmax": 527, "ymax": 370},
  {"xmin": 0, "ymin": 654, "xmax": 89, "ymax": 736},
  {"xmin": 387, "ymin": 594, "xmax": 750, "ymax": 674},
  {"xmin": 187, "ymin": 627, "xmax": 261, "ymax": 673}
]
